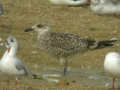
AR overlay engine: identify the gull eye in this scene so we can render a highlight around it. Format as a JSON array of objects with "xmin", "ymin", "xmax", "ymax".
[{"xmin": 11, "ymin": 39, "xmax": 14, "ymax": 42}]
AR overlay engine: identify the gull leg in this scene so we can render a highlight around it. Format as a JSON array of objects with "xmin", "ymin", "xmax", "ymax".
[
  {"xmin": 112, "ymin": 78, "xmax": 115, "ymax": 89},
  {"xmin": 15, "ymin": 77, "xmax": 18, "ymax": 90},
  {"xmin": 7, "ymin": 79, "xmax": 10, "ymax": 90},
  {"xmin": 63, "ymin": 60, "xmax": 68, "ymax": 76},
  {"xmin": 60, "ymin": 58, "xmax": 68, "ymax": 76}
]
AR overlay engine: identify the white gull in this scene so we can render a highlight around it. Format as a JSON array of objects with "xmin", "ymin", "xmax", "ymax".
[
  {"xmin": 104, "ymin": 52, "xmax": 120, "ymax": 89},
  {"xmin": 0, "ymin": 36, "xmax": 36, "ymax": 88}
]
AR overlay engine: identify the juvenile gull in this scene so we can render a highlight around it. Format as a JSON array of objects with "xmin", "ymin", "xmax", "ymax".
[
  {"xmin": 24, "ymin": 23, "xmax": 116, "ymax": 76},
  {"xmin": 0, "ymin": 36, "xmax": 36, "ymax": 88},
  {"xmin": 104, "ymin": 52, "xmax": 120, "ymax": 89}
]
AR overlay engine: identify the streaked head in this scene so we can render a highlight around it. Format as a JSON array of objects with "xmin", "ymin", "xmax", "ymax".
[
  {"xmin": 24, "ymin": 23, "xmax": 50, "ymax": 32},
  {"xmin": 5, "ymin": 36, "xmax": 18, "ymax": 49}
]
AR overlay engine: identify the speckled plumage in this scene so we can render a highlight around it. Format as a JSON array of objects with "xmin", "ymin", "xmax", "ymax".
[
  {"xmin": 25, "ymin": 23, "xmax": 99, "ymax": 58},
  {"xmin": 37, "ymin": 32, "xmax": 98, "ymax": 58},
  {"xmin": 24, "ymin": 23, "xmax": 116, "ymax": 75}
]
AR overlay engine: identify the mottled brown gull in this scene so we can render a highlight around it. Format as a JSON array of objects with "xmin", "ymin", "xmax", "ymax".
[{"xmin": 24, "ymin": 23, "xmax": 116, "ymax": 76}]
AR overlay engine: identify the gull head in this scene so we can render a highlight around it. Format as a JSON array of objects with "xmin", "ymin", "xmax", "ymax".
[
  {"xmin": 5, "ymin": 36, "xmax": 18, "ymax": 49},
  {"xmin": 24, "ymin": 23, "xmax": 50, "ymax": 33}
]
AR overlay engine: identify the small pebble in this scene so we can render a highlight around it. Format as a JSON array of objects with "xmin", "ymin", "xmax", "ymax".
[
  {"xmin": 72, "ymin": 80, "xmax": 76, "ymax": 83},
  {"xmin": 33, "ymin": 64, "xmax": 39, "ymax": 68},
  {"xmin": 105, "ymin": 83, "xmax": 110, "ymax": 87},
  {"xmin": 0, "ymin": 37, "xmax": 3, "ymax": 47},
  {"xmin": 32, "ymin": 51, "xmax": 38, "ymax": 54},
  {"xmin": 0, "ymin": 43, "xmax": 3, "ymax": 46},
  {"xmin": 0, "ymin": 37, "xmax": 2, "ymax": 41},
  {"xmin": 110, "ymin": 37, "xmax": 118, "ymax": 41},
  {"xmin": 66, "ymin": 82, "xmax": 70, "ymax": 85}
]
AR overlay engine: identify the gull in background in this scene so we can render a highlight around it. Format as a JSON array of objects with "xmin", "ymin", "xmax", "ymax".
[
  {"xmin": 49, "ymin": 0, "xmax": 91, "ymax": 6},
  {"xmin": 104, "ymin": 52, "xmax": 120, "ymax": 89},
  {"xmin": 90, "ymin": 0, "xmax": 120, "ymax": 15}
]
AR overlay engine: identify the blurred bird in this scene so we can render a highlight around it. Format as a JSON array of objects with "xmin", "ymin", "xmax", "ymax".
[
  {"xmin": 104, "ymin": 52, "xmax": 120, "ymax": 89},
  {"xmin": 49, "ymin": 0, "xmax": 90, "ymax": 6},
  {"xmin": 91, "ymin": 0, "xmax": 120, "ymax": 15}
]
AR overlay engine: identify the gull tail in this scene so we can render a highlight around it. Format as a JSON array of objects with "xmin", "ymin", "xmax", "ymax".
[
  {"xmin": 97, "ymin": 39, "xmax": 117, "ymax": 49},
  {"xmin": 88, "ymin": 38, "xmax": 117, "ymax": 49}
]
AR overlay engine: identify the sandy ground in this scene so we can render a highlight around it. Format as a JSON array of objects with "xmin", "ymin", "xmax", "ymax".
[{"xmin": 0, "ymin": 0, "xmax": 120, "ymax": 90}]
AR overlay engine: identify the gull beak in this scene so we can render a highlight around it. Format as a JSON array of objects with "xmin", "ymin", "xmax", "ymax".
[{"xmin": 24, "ymin": 28, "xmax": 34, "ymax": 32}]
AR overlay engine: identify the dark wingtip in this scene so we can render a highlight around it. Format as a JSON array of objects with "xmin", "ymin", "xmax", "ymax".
[
  {"xmin": 96, "ymin": 39, "xmax": 118, "ymax": 49},
  {"xmin": 24, "ymin": 28, "xmax": 33, "ymax": 32}
]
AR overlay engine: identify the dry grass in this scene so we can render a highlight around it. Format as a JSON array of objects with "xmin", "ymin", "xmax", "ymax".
[{"xmin": 0, "ymin": 0, "xmax": 120, "ymax": 89}]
